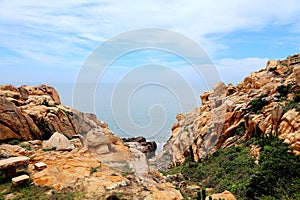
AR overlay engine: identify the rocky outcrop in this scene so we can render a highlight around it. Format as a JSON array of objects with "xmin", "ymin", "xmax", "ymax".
[
  {"xmin": 0, "ymin": 84, "xmax": 122, "ymax": 145},
  {"xmin": 0, "ymin": 96, "xmax": 41, "ymax": 141},
  {"xmin": 151, "ymin": 53, "xmax": 300, "ymax": 170},
  {"xmin": 122, "ymin": 137, "xmax": 157, "ymax": 159}
]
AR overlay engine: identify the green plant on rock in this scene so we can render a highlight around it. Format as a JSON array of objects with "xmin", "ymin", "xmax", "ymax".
[
  {"xmin": 8, "ymin": 139, "xmax": 20, "ymax": 145},
  {"xmin": 235, "ymin": 122, "xmax": 246, "ymax": 136},
  {"xmin": 249, "ymin": 94, "xmax": 269, "ymax": 114},
  {"xmin": 181, "ymin": 145, "xmax": 256, "ymax": 199},
  {"xmin": 281, "ymin": 89, "xmax": 300, "ymax": 113},
  {"xmin": 90, "ymin": 167, "xmax": 97, "ymax": 175},
  {"xmin": 276, "ymin": 84, "xmax": 293, "ymax": 98},
  {"xmin": 42, "ymin": 147, "xmax": 56, "ymax": 152}
]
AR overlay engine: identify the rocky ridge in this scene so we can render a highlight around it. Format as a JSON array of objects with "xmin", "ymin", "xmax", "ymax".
[{"xmin": 151, "ymin": 53, "xmax": 300, "ymax": 170}]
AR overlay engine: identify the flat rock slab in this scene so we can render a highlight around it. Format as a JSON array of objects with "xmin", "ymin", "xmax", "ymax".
[
  {"xmin": 0, "ymin": 156, "xmax": 29, "ymax": 169},
  {"xmin": 12, "ymin": 174, "xmax": 30, "ymax": 186},
  {"xmin": 34, "ymin": 162, "xmax": 47, "ymax": 170}
]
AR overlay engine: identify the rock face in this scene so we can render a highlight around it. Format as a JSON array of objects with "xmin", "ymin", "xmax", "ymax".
[
  {"xmin": 0, "ymin": 96, "xmax": 41, "ymax": 141},
  {"xmin": 151, "ymin": 53, "xmax": 300, "ymax": 170}
]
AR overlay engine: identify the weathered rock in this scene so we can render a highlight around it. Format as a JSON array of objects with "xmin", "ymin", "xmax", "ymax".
[
  {"xmin": 294, "ymin": 65, "xmax": 300, "ymax": 86},
  {"xmin": 0, "ymin": 97, "xmax": 42, "ymax": 141},
  {"xmin": 0, "ymin": 84, "xmax": 121, "ymax": 144},
  {"xmin": 144, "ymin": 182, "xmax": 183, "ymax": 200},
  {"xmin": 200, "ymin": 91, "xmax": 210, "ymax": 105},
  {"xmin": 206, "ymin": 190, "xmax": 236, "ymax": 200},
  {"xmin": 152, "ymin": 54, "xmax": 300, "ymax": 170},
  {"xmin": 84, "ymin": 128, "xmax": 111, "ymax": 154},
  {"xmin": 34, "ymin": 162, "xmax": 47, "ymax": 170},
  {"xmin": 0, "ymin": 156, "xmax": 29, "ymax": 179},
  {"xmin": 123, "ymin": 137, "xmax": 157, "ymax": 159},
  {"xmin": 12, "ymin": 174, "xmax": 30, "ymax": 186},
  {"xmin": 42, "ymin": 132, "xmax": 74, "ymax": 151}
]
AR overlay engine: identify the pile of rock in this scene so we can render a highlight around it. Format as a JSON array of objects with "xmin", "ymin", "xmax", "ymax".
[{"xmin": 122, "ymin": 137, "xmax": 157, "ymax": 159}]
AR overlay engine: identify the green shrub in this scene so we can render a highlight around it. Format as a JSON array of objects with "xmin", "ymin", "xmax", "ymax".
[
  {"xmin": 90, "ymin": 167, "xmax": 97, "ymax": 175},
  {"xmin": 181, "ymin": 146, "xmax": 256, "ymax": 199},
  {"xmin": 276, "ymin": 84, "xmax": 293, "ymax": 98},
  {"xmin": 283, "ymin": 100, "xmax": 300, "ymax": 113},
  {"xmin": 177, "ymin": 135, "xmax": 300, "ymax": 199},
  {"xmin": 246, "ymin": 137, "xmax": 300, "ymax": 199},
  {"xmin": 20, "ymin": 144, "xmax": 31, "ymax": 151},
  {"xmin": 235, "ymin": 122, "xmax": 246, "ymax": 136},
  {"xmin": 249, "ymin": 95, "xmax": 269, "ymax": 114},
  {"xmin": 8, "ymin": 139, "xmax": 20, "ymax": 145}
]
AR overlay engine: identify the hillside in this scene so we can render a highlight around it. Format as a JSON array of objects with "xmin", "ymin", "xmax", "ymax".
[
  {"xmin": 151, "ymin": 53, "xmax": 300, "ymax": 170},
  {"xmin": 149, "ymin": 53, "xmax": 300, "ymax": 199}
]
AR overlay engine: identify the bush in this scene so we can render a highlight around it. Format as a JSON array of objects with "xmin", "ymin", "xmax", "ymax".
[
  {"xmin": 276, "ymin": 84, "xmax": 293, "ymax": 98},
  {"xmin": 246, "ymin": 137, "xmax": 300, "ymax": 199},
  {"xmin": 181, "ymin": 146, "xmax": 256, "ymax": 199},
  {"xmin": 235, "ymin": 122, "xmax": 246, "ymax": 136},
  {"xmin": 7, "ymin": 139, "xmax": 20, "ymax": 145},
  {"xmin": 249, "ymin": 95, "xmax": 269, "ymax": 114},
  {"xmin": 177, "ymin": 136, "xmax": 300, "ymax": 199}
]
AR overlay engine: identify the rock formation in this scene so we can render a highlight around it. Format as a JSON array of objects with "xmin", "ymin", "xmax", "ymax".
[
  {"xmin": 122, "ymin": 137, "xmax": 157, "ymax": 159},
  {"xmin": 0, "ymin": 84, "xmax": 118, "ymax": 142},
  {"xmin": 151, "ymin": 53, "xmax": 300, "ymax": 170},
  {"xmin": 0, "ymin": 84, "xmax": 183, "ymax": 199}
]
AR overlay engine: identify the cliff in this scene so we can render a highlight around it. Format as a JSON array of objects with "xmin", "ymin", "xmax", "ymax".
[{"xmin": 151, "ymin": 53, "xmax": 300, "ymax": 170}]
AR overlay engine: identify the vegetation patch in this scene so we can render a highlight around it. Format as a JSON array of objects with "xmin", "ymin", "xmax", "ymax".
[
  {"xmin": 166, "ymin": 135, "xmax": 300, "ymax": 199},
  {"xmin": 42, "ymin": 147, "xmax": 56, "ymax": 152},
  {"xmin": 248, "ymin": 94, "xmax": 269, "ymax": 114}
]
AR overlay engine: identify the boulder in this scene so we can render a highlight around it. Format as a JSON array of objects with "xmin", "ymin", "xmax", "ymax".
[
  {"xmin": 43, "ymin": 132, "xmax": 74, "ymax": 151},
  {"xmin": 34, "ymin": 162, "xmax": 47, "ymax": 171},
  {"xmin": 12, "ymin": 174, "xmax": 30, "ymax": 186},
  {"xmin": 0, "ymin": 156, "xmax": 29, "ymax": 179},
  {"xmin": 84, "ymin": 128, "xmax": 111, "ymax": 154}
]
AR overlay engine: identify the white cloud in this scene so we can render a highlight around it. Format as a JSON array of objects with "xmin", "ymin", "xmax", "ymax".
[
  {"xmin": 215, "ymin": 57, "xmax": 269, "ymax": 84},
  {"xmin": 1, "ymin": 0, "xmax": 300, "ymax": 60}
]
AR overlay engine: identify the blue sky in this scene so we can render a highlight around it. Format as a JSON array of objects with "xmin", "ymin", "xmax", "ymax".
[{"xmin": 1, "ymin": 1, "xmax": 300, "ymax": 106}]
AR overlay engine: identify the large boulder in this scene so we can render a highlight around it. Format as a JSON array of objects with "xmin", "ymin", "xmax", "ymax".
[
  {"xmin": 42, "ymin": 132, "xmax": 74, "ymax": 151},
  {"xmin": 84, "ymin": 128, "xmax": 111, "ymax": 154}
]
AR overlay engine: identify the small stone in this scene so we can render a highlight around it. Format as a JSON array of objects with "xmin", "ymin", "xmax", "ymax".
[
  {"xmin": 34, "ymin": 162, "xmax": 47, "ymax": 171},
  {"xmin": 12, "ymin": 174, "xmax": 30, "ymax": 186}
]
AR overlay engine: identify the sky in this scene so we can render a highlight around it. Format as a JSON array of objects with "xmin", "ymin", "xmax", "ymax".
[{"xmin": 1, "ymin": 0, "xmax": 300, "ymax": 107}]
